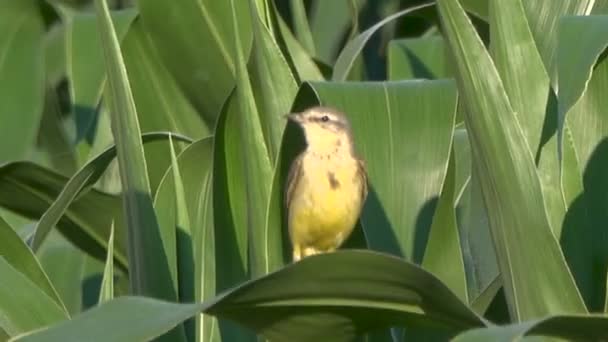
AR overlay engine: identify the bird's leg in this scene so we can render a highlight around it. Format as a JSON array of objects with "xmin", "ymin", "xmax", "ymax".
[
  {"xmin": 302, "ymin": 247, "xmax": 321, "ymax": 258},
  {"xmin": 292, "ymin": 245, "xmax": 302, "ymax": 262}
]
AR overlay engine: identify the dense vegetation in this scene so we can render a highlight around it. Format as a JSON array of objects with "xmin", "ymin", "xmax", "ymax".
[{"xmin": 1, "ymin": 0, "xmax": 608, "ymax": 340}]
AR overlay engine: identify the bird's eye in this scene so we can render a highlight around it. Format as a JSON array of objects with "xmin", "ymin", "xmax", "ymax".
[{"xmin": 321, "ymin": 115, "xmax": 330, "ymax": 122}]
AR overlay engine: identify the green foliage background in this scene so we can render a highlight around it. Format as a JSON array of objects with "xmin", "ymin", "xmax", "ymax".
[{"xmin": 1, "ymin": 0, "xmax": 608, "ymax": 340}]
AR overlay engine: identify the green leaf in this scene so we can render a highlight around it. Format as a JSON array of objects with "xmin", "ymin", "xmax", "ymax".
[
  {"xmin": 489, "ymin": 0, "xmax": 549, "ymax": 154},
  {"xmin": 67, "ymin": 9, "xmax": 137, "ymax": 144},
  {"xmin": 437, "ymin": 0, "xmax": 586, "ymax": 319},
  {"xmin": 290, "ymin": 0, "xmax": 315, "ymax": 55},
  {"xmin": 332, "ymin": 2, "xmax": 434, "ymax": 81},
  {"xmin": 457, "ymin": 162, "xmax": 499, "ymax": 305},
  {"xmin": 212, "ymin": 93, "xmax": 249, "ymax": 291},
  {"xmin": 121, "ymin": 18, "xmax": 210, "ymax": 191},
  {"xmin": 98, "ymin": 222, "xmax": 114, "ymax": 303},
  {"xmin": 12, "ymin": 251, "xmax": 485, "ymax": 341},
  {"xmin": 557, "ymin": 16, "xmax": 608, "ymax": 123},
  {"xmin": 0, "ymin": 257, "xmax": 68, "ymax": 337},
  {"xmin": 302, "ymin": 80, "xmax": 457, "ymax": 262},
  {"xmin": 460, "ymin": 0, "xmax": 488, "ymax": 20},
  {"xmin": 206, "ymin": 250, "xmax": 484, "ymax": 341},
  {"xmin": 0, "ymin": 0, "xmax": 45, "ymax": 161},
  {"xmin": 28, "ymin": 132, "xmax": 192, "ymax": 268},
  {"xmin": 94, "ymin": 0, "xmax": 179, "ymax": 315},
  {"xmin": 249, "ymin": 0, "xmax": 298, "ymax": 162},
  {"xmin": 45, "ymin": 23, "xmax": 67, "ymax": 87},
  {"xmin": 228, "ymin": 0, "xmax": 274, "ymax": 279},
  {"xmin": 0, "ymin": 216, "xmax": 65, "ymax": 312},
  {"xmin": 452, "ymin": 315, "xmax": 608, "ymax": 341},
  {"xmin": 168, "ymin": 136, "xmax": 193, "ymax": 296},
  {"xmin": 273, "ymin": 6, "xmax": 324, "ymax": 82},
  {"xmin": 153, "ymin": 138, "xmax": 219, "ymax": 342},
  {"xmin": 167, "ymin": 136, "xmax": 195, "ymax": 339},
  {"xmin": 0, "ymin": 162, "xmax": 123, "ymax": 268},
  {"xmin": 558, "ymin": 16, "xmax": 608, "ymax": 311},
  {"xmin": 450, "ymin": 128, "xmax": 500, "ymax": 305},
  {"xmin": 136, "ymin": 0, "xmax": 252, "ymax": 125},
  {"xmin": 309, "ymin": 0, "xmax": 363, "ymax": 64},
  {"xmin": 212, "ymin": 93, "xmax": 260, "ymax": 341},
  {"xmin": 422, "ymin": 150, "xmax": 468, "ymax": 303},
  {"xmin": 12, "ymin": 297, "xmax": 204, "ymax": 342},
  {"xmin": 470, "ymin": 277, "xmax": 501, "ymax": 315},
  {"xmin": 37, "ymin": 87, "xmax": 77, "ymax": 175},
  {"xmin": 37, "ymin": 234, "xmax": 103, "ymax": 315},
  {"xmin": 520, "ymin": 0, "xmax": 595, "ymax": 88},
  {"xmin": 387, "ymin": 36, "xmax": 451, "ymax": 80}
]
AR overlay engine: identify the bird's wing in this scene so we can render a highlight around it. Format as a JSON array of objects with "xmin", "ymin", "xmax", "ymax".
[
  {"xmin": 357, "ymin": 158, "xmax": 368, "ymax": 204},
  {"xmin": 285, "ymin": 154, "xmax": 304, "ymax": 209}
]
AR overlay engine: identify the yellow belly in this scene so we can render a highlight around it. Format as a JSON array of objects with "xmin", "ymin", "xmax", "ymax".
[{"xmin": 288, "ymin": 155, "xmax": 364, "ymax": 257}]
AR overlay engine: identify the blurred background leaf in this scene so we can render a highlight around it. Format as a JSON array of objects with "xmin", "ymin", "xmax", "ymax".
[
  {"xmin": 136, "ymin": 0, "xmax": 252, "ymax": 126},
  {"xmin": 0, "ymin": 0, "xmax": 45, "ymax": 163}
]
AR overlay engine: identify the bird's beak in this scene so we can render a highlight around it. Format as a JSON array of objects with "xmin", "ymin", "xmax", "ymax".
[{"xmin": 285, "ymin": 112, "xmax": 301, "ymax": 123}]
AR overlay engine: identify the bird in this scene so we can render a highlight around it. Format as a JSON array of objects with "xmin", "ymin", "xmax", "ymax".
[{"xmin": 285, "ymin": 106, "xmax": 368, "ymax": 262}]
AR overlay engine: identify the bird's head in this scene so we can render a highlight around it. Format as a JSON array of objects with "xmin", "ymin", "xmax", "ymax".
[{"xmin": 286, "ymin": 106, "xmax": 354, "ymax": 154}]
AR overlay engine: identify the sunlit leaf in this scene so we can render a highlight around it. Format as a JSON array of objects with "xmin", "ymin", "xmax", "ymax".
[
  {"xmin": 437, "ymin": 0, "xmax": 586, "ymax": 319},
  {"xmin": 67, "ymin": 9, "xmax": 137, "ymax": 144},
  {"xmin": 136, "ymin": 0, "xmax": 252, "ymax": 125},
  {"xmin": 94, "ymin": 9, "xmax": 182, "ymax": 342}
]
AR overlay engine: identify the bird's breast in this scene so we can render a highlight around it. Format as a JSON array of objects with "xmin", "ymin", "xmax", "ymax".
[{"xmin": 288, "ymin": 153, "xmax": 364, "ymax": 249}]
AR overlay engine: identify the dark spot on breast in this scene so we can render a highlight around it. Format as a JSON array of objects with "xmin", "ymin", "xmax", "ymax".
[
  {"xmin": 327, "ymin": 171, "xmax": 340, "ymax": 190},
  {"xmin": 335, "ymin": 139, "xmax": 342, "ymax": 147}
]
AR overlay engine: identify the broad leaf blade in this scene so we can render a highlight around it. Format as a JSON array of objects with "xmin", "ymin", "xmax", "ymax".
[
  {"xmin": 422, "ymin": 150, "xmax": 468, "ymax": 303},
  {"xmin": 290, "ymin": 0, "xmax": 315, "ymax": 55},
  {"xmin": 437, "ymin": 0, "xmax": 586, "ymax": 319},
  {"xmin": 332, "ymin": 2, "xmax": 434, "ymax": 81},
  {"xmin": 28, "ymin": 133, "xmax": 191, "ymax": 267},
  {"xmin": 67, "ymin": 9, "xmax": 137, "ymax": 144},
  {"xmin": 273, "ymin": 5, "xmax": 324, "ymax": 82},
  {"xmin": 249, "ymin": 0, "xmax": 298, "ymax": 162},
  {"xmin": 558, "ymin": 16, "xmax": 608, "ymax": 312},
  {"xmin": 136, "ymin": 0, "xmax": 252, "ymax": 125},
  {"xmin": 0, "ymin": 216, "xmax": 65, "ymax": 311},
  {"xmin": 0, "ymin": 0, "xmax": 45, "ymax": 161},
  {"xmin": 153, "ymin": 138, "xmax": 219, "ymax": 342},
  {"xmin": 12, "ymin": 297, "xmax": 204, "ymax": 342},
  {"xmin": 227, "ymin": 0, "xmax": 274, "ymax": 279},
  {"xmin": 388, "ymin": 36, "xmax": 451, "ymax": 80},
  {"xmin": 94, "ymin": 0, "xmax": 179, "ymax": 314},
  {"xmin": 12, "ymin": 251, "xmax": 484, "ymax": 341},
  {"xmin": 453, "ymin": 315, "xmax": 608, "ymax": 341},
  {"xmin": 309, "ymin": 0, "xmax": 363, "ymax": 64},
  {"xmin": 558, "ymin": 16, "xmax": 608, "ymax": 125},
  {"xmin": 0, "ymin": 257, "xmax": 68, "ymax": 337},
  {"xmin": 489, "ymin": 0, "xmax": 549, "ymax": 154},
  {"xmin": 206, "ymin": 250, "xmax": 484, "ymax": 341},
  {"xmin": 520, "ymin": 0, "xmax": 594, "ymax": 88},
  {"xmin": 121, "ymin": 19, "xmax": 209, "ymax": 191},
  {"xmin": 0, "ymin": 162, "xmax": 124, "ymax": 268}
]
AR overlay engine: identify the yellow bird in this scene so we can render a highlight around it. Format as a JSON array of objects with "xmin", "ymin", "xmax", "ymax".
[{"xmin": 285, "ymin": 106, "xmax": 368, "ymax": 262}]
